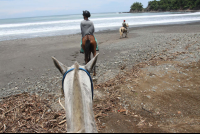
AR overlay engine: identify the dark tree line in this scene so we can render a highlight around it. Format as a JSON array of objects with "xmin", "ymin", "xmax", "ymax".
[
  {"xmin": 148, "ymin": 0, "xmax": 200, "ymax": 11},
  {"xmin": 130, "ymin": 0, "xmax": 200, "ymax": 11},
  {"xmin": 130, "ymin": 2, "xmax": 143, "ymax": 11}
]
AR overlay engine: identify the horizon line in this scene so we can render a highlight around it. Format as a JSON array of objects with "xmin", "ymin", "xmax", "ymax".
[{"xmin": 0, "ymin": 11, "xmax": 130, "ymax": 20}]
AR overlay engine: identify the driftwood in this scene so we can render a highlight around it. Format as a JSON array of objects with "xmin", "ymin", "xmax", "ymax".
[
  {"xmin": 0, "ymin": 93, "xmax": 67, "ymax": 133},
  {"xmin": 4, "ymin": 103, "xmax": 24, "ymax": 116},
  {"xmin": 59, "ymin": 120, "xmax": 66, "ymax": 125}
]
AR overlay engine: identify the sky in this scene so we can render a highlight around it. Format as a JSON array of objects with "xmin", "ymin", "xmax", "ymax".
[{"xmin": 0, "ymin": 0, "xmax": 150, "ymax": 19}]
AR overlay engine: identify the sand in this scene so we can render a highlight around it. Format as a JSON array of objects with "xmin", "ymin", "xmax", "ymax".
[{"xmin": 0, "ymin": 21, "xmax": 200, "ymax": 133}]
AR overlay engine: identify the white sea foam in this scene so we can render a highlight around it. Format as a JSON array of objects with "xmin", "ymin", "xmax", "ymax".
[
  {"xmin": 0, "ymin": 12, "xmax": 200, "ymax": 41},
  {"xmin": 1, "ymin": 17, "xmax": 200, "ymax": 36},
  {"xmin": 0, "ymin": 26, "xmax": 79, "ymax": 36},
  {"xmin": 0, "ymin": 12, "xmax": 199, "ymax": 28}
]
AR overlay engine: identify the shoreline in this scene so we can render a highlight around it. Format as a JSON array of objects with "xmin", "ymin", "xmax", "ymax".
[{"xmin": 1, "ymin": 20, "xmax": 200, "ymax": 43}]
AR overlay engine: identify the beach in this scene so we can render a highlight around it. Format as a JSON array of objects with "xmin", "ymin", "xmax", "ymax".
[
  {"xmin": 0, "ymin": 22, "xmax": 200, "ymax": 98},
  {"xmin": 0, "ymin": 22, "xmax": 200, "ymax": 132}
]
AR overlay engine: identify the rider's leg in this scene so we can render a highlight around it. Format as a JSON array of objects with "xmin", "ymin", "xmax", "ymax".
[
  {"xmin": 94, "ymin": 35, "xmax": 99, "ymax": 51},
  {"xmin": 80, "ymin": 39, "xmax": 84, "ymax": 53}
]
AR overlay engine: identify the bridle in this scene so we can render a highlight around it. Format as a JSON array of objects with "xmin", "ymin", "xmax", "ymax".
[{"xmin": 62, "ymin": 68, "xmax": 94, "ymax": 100}]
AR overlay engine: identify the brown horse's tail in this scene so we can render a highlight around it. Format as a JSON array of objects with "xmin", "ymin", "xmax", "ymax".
[
  {"xmin": 85, "ymin": 39, "xmax": 91, "ymax": 61},
  {"xmin": 121, "ymin": 28, "xmax": 123, "ymax": 33}
]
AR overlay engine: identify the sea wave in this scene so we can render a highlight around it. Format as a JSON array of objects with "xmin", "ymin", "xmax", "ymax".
[
  {"xmin": 0, "ymin": 12, "xmax": 199, "ymax": 28},
  {"xmin": 0, "ymin": 17, "xmax": 200, "ymax": 36}
]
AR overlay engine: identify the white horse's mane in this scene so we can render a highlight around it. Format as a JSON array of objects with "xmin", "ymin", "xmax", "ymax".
[{"xmin": 71, "ymin": 62, "xmax": 84, "ymax": 132}]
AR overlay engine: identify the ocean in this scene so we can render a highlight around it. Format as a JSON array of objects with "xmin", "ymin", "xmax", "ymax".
[{"xmin": 0, "ymin": 12, "xmax": 200, "ymax": 41}]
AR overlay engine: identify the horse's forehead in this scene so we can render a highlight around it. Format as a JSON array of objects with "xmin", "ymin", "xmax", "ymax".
[
  {"xmin": 67, "ymin": 64, "xmax": 85, "ymax": 70},
  {"xmin": 78, "ymin": 65, "xmax": 85, "ymax": 69}
]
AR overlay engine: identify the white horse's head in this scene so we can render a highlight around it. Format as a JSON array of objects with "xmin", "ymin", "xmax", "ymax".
[{"xmin": 52, "ymin": 53, "xmax": 99, "ymax": 133}]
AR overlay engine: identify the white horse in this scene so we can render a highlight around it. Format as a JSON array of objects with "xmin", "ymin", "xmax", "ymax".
[
  {"xmin": 119, "ymin": 23, "xmax": 129, "ymax": 38},
  {"xmin": 52, "ymin": 53, "xmax": 99, "ymax": 133}
]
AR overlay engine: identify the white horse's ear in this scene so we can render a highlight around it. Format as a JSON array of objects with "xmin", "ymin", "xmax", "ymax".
[
  {"xmin": 85, "ymin": 53, "xmax": 99, "ymax": 72},
  {"xmin": 52, "ymin": 57, "xmax": 68, "ymax": 75}
]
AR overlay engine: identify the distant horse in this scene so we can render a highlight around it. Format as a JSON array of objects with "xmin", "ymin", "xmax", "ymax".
[
  {"xmin": 52, "ymin": 54, "xmax": 99, "ymax": 133},
  {"xmin": 81, "ymin": 35, "xmax": 97, "ymax": 76},
  {"xmin": 119, "ymin": 23, "xmax": 129, "ymax": 38}
]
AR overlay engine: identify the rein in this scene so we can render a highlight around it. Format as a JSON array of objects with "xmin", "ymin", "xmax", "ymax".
[{"xmin": 62, "ymin": 68, "xmax": 94, "ymax": 100}]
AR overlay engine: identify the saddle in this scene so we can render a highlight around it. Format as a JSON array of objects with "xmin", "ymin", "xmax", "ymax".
[
  {"xmin": 82, "ymin": 35, "xmax": 96, "ymax": 45},
  {"xmin": 121, "ymin": 27, "xmax": 127, "ymax": 33}
]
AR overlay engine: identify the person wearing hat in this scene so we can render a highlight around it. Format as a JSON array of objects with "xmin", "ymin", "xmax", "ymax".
[
  {"xmin": 80, "ymin": 10, "xmax": 99, "ymax": 53},
  {"xmin": 122, "ymin": 20, "xmax": 127, "ymax": 30}
]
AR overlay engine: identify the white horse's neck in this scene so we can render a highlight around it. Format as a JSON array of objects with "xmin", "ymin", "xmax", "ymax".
[{"xmin": 64, "ymin": 62, "xmax": 97, "ymax": 133}]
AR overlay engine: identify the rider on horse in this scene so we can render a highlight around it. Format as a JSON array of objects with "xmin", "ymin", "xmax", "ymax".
[
  {"xmin": 80, "ymin": 10, "xmax": 99, "ymax": 53},
  {"xmin": 122, "ymin": 20, "xmax": 127, "ymax": 31}
]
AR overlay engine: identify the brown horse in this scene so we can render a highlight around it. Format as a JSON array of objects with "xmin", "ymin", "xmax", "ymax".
[{"xmin": 81, "ymin": 34, "xmax": 97, "ymax": 76}]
